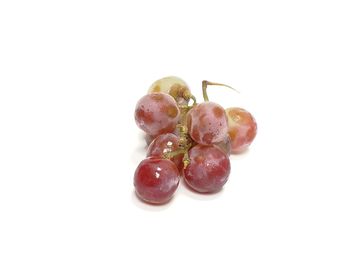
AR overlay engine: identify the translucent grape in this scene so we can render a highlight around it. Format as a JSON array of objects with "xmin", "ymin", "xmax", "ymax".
[
  {"xmin": 147, "ymin": 133, "xmax": 184, "ymax": 172},
  {"xmin": 134, "ymin": 158, "xmax": 180, "ymax": 204},
  {"xmin": 148, "ymin": 76, "xmax": 191, "ymax": 105},
  {"xmin": 148, "ymin": 76, "xmax": 188, "ymax": 94},
  {"xmin": 135, "ymin": 92, "xmax": 180, "ymax": 136},
  {"xmin": 226, "ymin": 107, "xmax": 257, "ymax": 153},
  {"xmin": 184, "ymin": 145, "xmax": 230, "ymax": 193},
  {"xmin": 187, "ymin": 102, "xmax": 228, "ymax": 145}
]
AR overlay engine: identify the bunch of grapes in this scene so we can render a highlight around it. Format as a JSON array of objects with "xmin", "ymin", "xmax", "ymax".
[{"xmin": 134, "ymin": 76, "xmax": 257, "ymax": 204}]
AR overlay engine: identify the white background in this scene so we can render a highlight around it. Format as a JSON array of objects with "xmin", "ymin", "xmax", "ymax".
[{"xmin": 1, "ymin": 0, "xmax": 350, "ymax": 262}]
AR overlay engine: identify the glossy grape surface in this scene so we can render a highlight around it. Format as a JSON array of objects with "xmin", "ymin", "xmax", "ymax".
[
  {"xmin": 147, "ymin": 133, "xmax": 183, "ymax": 172},
  {"xmin": 184, "ymin": 145, "xmax": 230, "ymax": 193},
  {"xmin": 187, "ymin": 102, "xmax": 228, "ymax": 145},
  {"xmin": 134, "ymin": 158, "xmax": 180, "ymax": 204},
  {"xmin": 226, "ymin": 107, "xmax": 257, "ymax": 153},
  {"xmin": 135, "ymin": 93, "xmax": 180, "ymax": 136}
]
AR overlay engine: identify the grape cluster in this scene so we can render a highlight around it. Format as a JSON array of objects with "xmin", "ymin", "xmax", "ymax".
[{"xmin": 134, "ymin": 76, "xmax": 257, "ymax": 204}]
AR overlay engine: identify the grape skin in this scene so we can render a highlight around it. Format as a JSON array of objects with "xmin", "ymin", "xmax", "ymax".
[
  {"xmin": 134, "ymin": 158, "xmax": 180, "ymax": 204},
  {"xmin": 187, "ymin": 102, "xmax": 228, "ymax": 145},
  {"xmin": 184, "ymin": 145, "xmax": 230, "ymax": 193},
  {"xmin": 148, "ymin": 76, "xmax": 191, "ymax": 106},
  {"xmin": 134, "ymin": 92, "xmax": 180, "ymax": 136},
  {"xmin": 226, "ymin": 107, "xmax": 257, "ymax": 153},
  {"xmin": 147, "ymin": 133, "xmax": 184, "ymax": 172},
  {"xmin": 148, "ymin": 76, "xmax": 188, "ymax": 94}
]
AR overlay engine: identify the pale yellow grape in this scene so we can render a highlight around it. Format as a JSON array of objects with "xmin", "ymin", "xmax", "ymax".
[{"xmin": 148, "ymin": 76, "xmax": 188, "ymax": 94}]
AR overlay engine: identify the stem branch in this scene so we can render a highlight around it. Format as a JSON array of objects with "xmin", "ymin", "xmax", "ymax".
[{"xmin": 202, "ymin": 80, "xmax": 239, "ymax": 101}]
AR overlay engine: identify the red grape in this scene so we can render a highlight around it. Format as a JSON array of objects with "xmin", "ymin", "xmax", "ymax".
[
  {"xmin": 226, "ymin": 107, "xmax": 257, "ymax": 153},
  {"xmin": 135, "ymin": 92, "xmax": 180, "ymax": 136},
  {"xmin": 147, "ymin": 133, "xmax": 184, "ymax": 172},
  {"xmin": 134, "ymin": 158, "xmax": 180, "ymax": 204},
  {"xmin": 184, "ymin": 145, "xmax": 230, "ymax": 193},
  {"xmin": 187, "ymin": 102, "xmax": 228, "ymax": 145}
]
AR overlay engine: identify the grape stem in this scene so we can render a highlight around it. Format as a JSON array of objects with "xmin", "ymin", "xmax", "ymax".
[
  {"xmin": 182, "ymin": 151, "xmax": 190, "ymax": 168},
  {"xmin": 170, "ymin": 96, "xmax": 195, "ymax": 168},
  {"xmin": 182, "ymin": 89, "xmax": 197, "ymax": 106},
  {"xmin": 163, "ymin": 148, "xmax": 187, "ymax": 159},
  {"xmin": 202, "ymin": 80, "xmax": 240, "ymax": 101},
  {"xmin": 163, "ymin": 145, "xmax": 191, "ymax": 168},
  {"xmin": 189, "ymin": 95, "xmax": 197, "ymax": 106}
]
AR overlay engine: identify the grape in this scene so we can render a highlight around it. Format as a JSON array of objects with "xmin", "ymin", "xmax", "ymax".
[
  {"xmin": 147, "ymin": 133, "xmax": 184, "ymax": 172},
  {"xmin": 226, "ymin": 107, "xmax": 257, "ymax": 153},
  {"xmin": 148, "ymin": 76, "xmax": 191, "ymax": 105},
  {"xmin": 184, "ymin": 145, "xmax": 230, "ymax": 193},
  {"xmin": 134, "ymin": 158, "xmax": 180, "ymax": 204},
  {"xmin": 135, "ymin": 92, "xmax": 180, "ymax": 136},
  {"xmin": 187, "ymin": 102, "xmax": 228, "ymax": 145},
  {"xmin": 148, "ymin": 76, "xmax": 188, "ymax": 94}
]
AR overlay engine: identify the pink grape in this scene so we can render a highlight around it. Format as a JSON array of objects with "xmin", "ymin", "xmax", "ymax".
[
  {"xmin": 184, "ymin": 144, "xmax": 230, "ymax": 193},
  {"xmin": 134, "ymin": 158, "xmax": 180, "ymax": 204},
  {"xmin": 226, "ymin": 107, "xmax": 257, "ymax": 153},
  {"xmin": 147, "ymin": 133, "xmax": 184, "ymax": 172},
  {"xmin": 187, "ymin": 102, "xmax": 228, "ymax": 145},
  {"xmin": 135, "ymin": 92, "xmax": 180, "ymax": 136}
]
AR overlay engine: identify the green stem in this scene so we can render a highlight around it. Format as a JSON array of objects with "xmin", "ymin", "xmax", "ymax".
[
  {"xmin": 163, "ymin": 148, "xmax": 187, "ymax": 159},
  {"xmin": 170, "ymin": 93, "xmax": 196, "ymax": 168},
  {"xmin": 202, "ymin": 80, "xmax": 239, "ymax": 101},
  {"xmin": 189, "ymin": 94, "xmax": 197, "ymax": 106},
  {"xmin": 182, "ymin": 151, "xmax": 190, "ymax": 169}
]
